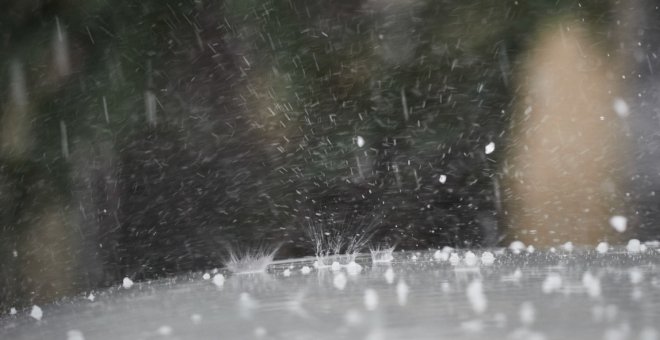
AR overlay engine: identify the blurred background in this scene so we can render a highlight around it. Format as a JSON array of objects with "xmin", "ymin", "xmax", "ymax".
[{"xmin": 1, "ymin": 0, "xmax": 659, "ymax": 310}]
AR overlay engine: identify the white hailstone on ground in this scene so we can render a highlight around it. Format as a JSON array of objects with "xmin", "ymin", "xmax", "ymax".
[
  {"xmin": 282, "ymin": 268, "xmax": 291, "ymax": 277},
  {"xmin": 254, "ymin": 327, "xmax": 267, "ymax": 338},
  {"xmin": 396, "ymin": 280, "xmax": 410, "ymax": 306},
  {"xmin": 122, "ymin": 277, "xmax": 134, "ymax": 289},
  {"xmin": 331, "ymin": 261, "xmax": 342, "ymax": 271},
  {"xmin": 212, "ymin": 273, "xmax": 225, "ymax": 287},
  {"xmin": 627, "ymin": 239, "xmax": 642, "ymax": 253},
  {"xmin": 384, "ymin": 267, "xmax": 395, "ymax": 284},
  {"xmin": 542, "ymin": 273, "xmax": 563, "ymax": 294},
  {"xmin": 157, "ymin": 325, "xmax": 172, "ymax": 336},
  {"xmin": 439, "ymin": 174, "xmax": 447, "ymax": 184},
  {"xmin": 202, "ymin": 273, "xmax": 211, "ymax": 280},
  {"xmin": 346, "ymin": 261, "xmax": 362, "ymax": 276},
  {"xmin": 519, "ymin": 302, "xmax": 536, "ymax": 326},
  {"xmin": 596, "ymin": 242, "xmax": 609, "ymax": 254},
  {"xmin": 526, "ymin": 245, "xmax": 535, "ymax": 253},
  {"xmin": 364, "ymin": 289, "xmax": 379, "ymax": 311},
  {"xmin": 638, "ymin": 327, "xmax": 659, "ymax": 340},
  {"xmin": 30, "ymin": 305, "xmax": 43, "ymax": 321},
  {"xmin": 466, "ymin": 280, "xmax": 487, "ymax": 314},
  {"xmin": 433, "ymin": 249, "xmax": 450, "ymax": 261},
  {"xmin": 481, "ymin": 251, "xmax": 495, "ymax": 265},
  {"xmin": 333, "ymin": 272, "xmax": 348, "ymax": 290},
  {"xmin": 612, "ymin": 97, "xmax": 630, "ymax": 118},
  {"xmin": 356, "ymin": 135, "xmax": 365, "ymax": 147},
  {"xmin": 464, "ymin": 251, "xmax": 478, "ymax": 266},
  {"xmin": 485, "ymin": 142, "xmax": 495, "ymax": 155},
  {"xmin": 509, "ymin": 240, "xmax": 526, "ymax": 254},
  {"xmin": 190, "ymin": 313, "xmax": 202, "ymax": 325},
  {"xmin": 67, "ymin": 330, "xmax": 85, "ymax": 340},
  {"xmin": 449, "ymin": 253, "xmax": 461, "ymax": 266},
  {"xmin": 461, "ymin": 319, "xmax": 484, "ymax": 333},
  {"xmin": 629, "ymin": 268, "xmax": 644, "ymax": 285},
  {"xmin": 562, "ymin": 242, "xmax": 574, "ymax": 252},
  {"xmin": 300, "ymin": 266, "xmax": 312, "ymax": 275},
  {"xmin": 582, "ymin": 272, "xmax": 602, "ymax": 298},
  {"xmin": 609, "ymin": 215, "xmax": 627, "ymax": 233}
]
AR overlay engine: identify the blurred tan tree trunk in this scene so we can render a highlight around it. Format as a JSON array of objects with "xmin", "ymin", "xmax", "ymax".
[{"xmin": 504, "ymin": 20, "xmax": 628, "ymax": 246}]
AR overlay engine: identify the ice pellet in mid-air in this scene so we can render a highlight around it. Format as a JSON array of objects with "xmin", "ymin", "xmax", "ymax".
[
  {"xmin": 609, "ymin": 215, "xmax": 627, "ymax": 233},
  {"xmin": 485, "ymin": 142, "xmax": 495, "ymax": 154},
  {"xmin": 612, "ymin": 97, "xmax": 630, "ymax": 118},
  {"xmin": 356, "ymin": 135, "xmax": 365, "ymax": 147},
  {"xmin": 300, "ymin": 266, "xmax": 312, "ymax": 275},
  {"xmin": 122, "ymin": 277, "xmax": 134, "ymax": 289}
]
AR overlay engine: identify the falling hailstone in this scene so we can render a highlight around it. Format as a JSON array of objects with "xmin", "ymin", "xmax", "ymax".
[
  {"xmin": 485, "ymin": 142, "xmax": 496, "ymax": 155},
  {"xmin": 9, "ymin": 307, "xmax": 17, "ymax": 315},
  {"xmin": 609, "ymin": 215, "xmax": 627, "ymax": 233},
  {"xmin": 202, "ymin": 273, "xmax": 211, "ymax": 280},
  {"xmin": 122, "ymin": 277, "xmax": 134, "ymax": 289},
  {"xmin": 439, "ymin": 174, "xmax": 447, "ymax": 184},
  {"xmin": 612, "ymin": 97, "xmax": 630, "ymax": 118},
  {"xmin": 356, "ymin": 136, "xmax": 365, "ymax": 147},
  {"xmin": 300, "ymin": 266, "xmax": 312, "ymax": 275}
]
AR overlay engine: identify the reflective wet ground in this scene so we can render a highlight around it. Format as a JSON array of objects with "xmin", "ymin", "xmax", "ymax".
[{"xmin": 2, "ymin": 246, "xmax": 660, "ymax": 340}]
